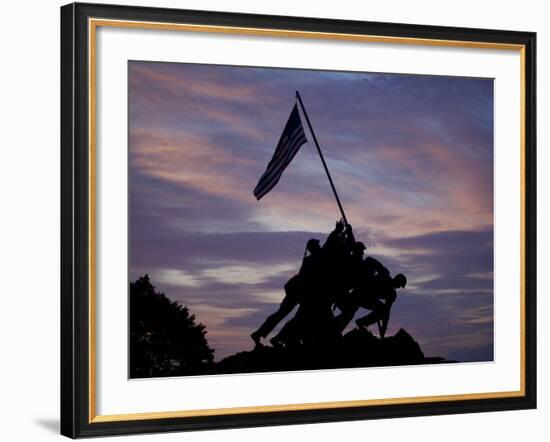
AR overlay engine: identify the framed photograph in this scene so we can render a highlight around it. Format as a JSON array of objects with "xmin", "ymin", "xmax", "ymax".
[{"xmin": 60, "ymin": 2, "xmax": 536, "ymax": 438}]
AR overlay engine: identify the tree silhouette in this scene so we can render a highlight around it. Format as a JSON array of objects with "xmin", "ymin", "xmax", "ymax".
[{"xmin": 130, "ymin": 275, "xmax": 214, "ymax": 378}]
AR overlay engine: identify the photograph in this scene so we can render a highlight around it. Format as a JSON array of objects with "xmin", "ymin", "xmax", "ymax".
[
  {"xmin": 1, "ymin": 0, "xmax": 545, "ymax": 439},
  {"xmin": 128, "ymin": 61, "xmax": 495, "ymax": 378}
]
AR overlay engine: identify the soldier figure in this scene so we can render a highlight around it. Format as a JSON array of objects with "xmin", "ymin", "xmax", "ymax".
[
  {"xmin": 252, "ymin": 218, "xmax": 406, "ymax": 348},
  {"xmin": 250, "ymin": 238, "xmax": 322, "ymax": 346},
  {"xmin": 261, "ymin": 220, "xmax": 353, "ymax": 347},
  {"xmin": 338, "ymin": 273, "xmax": 407, "ymax": 338}
]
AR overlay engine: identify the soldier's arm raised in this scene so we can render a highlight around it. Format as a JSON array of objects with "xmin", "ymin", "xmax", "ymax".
[
  {"xmin": 344, "ymin": 223, "xmax": 356, "ymax": 243},
  {"xmin": 324, "ymin": 220, "xmax": 344, "ymax": 247}
]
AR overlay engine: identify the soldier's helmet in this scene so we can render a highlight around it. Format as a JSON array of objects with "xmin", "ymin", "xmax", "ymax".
[
  {"xmin": 306, "ymin": 238, "xmax": 321, "ymax": 253},
  {"xmin": 351, "ymin": 241, "xmax": 366, "ymax": 253},
  {"xmin": 394, "ymin": 273, "xmax": 407, "ymax": 288}
]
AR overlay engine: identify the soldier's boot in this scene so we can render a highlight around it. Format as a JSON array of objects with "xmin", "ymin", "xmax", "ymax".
[{"xmin": 250, "ymin": 330, "xmax": 262, "ymax": 346}]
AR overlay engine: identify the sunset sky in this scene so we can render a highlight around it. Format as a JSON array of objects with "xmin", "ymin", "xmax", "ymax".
[{"xmin": 129, "ymin": 61, "xmax": 494, "ymax": 363}]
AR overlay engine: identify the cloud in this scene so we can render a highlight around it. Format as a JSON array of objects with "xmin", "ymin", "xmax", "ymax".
[
  {"xmin": 202, "ymin": 263, "xmax": 295, "ymax": 285},
  {"xmin": 419, "ymin": 275, "xmax": 493, "ymax": 291},
  {"xmin": 130, "ymin": 128, "xmax": 258, "ymax": 203},
  {"xmin": 130, "ymin": 230, "xmax": 329, "ymax": 272},
  {"xmin": 390, "ymin": 291, "xmax": 493, "ymax": 360},
  {"xmin": 378, "ymin": 229, "xmax": 493, "ymax": 293},
  {"xmin": 157, "ymin": 269, "xmax": 201, "ymax": 288}
]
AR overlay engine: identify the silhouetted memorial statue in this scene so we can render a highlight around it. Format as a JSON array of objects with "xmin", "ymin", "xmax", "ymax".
[
  {"xmin": 251, "ymin": 91, "xmax": 414, "ymax": 346},
  {"xmin": 248, "ymin": 91, "xmax": 416, "ymax": 363},
  {"xmin": 251, "ymin": 216, "xmax": 407, "ymax": 347}
]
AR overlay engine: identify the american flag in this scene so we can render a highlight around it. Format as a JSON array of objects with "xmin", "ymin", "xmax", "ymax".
[{"xmin": 253, "ymin": 104, "xmax": 308, "ymax": 200}]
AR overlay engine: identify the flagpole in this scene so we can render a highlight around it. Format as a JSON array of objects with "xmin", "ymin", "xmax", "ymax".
[{"xmin": 295, "ymin": 91, "xmax": 349, "ymax": 225}]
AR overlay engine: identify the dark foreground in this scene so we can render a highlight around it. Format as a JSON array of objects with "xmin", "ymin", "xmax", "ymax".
[
  {"xmin": 129, "ymin": 275, "xmax": 452, "ymax": 378},
  {"xmin": 212, "ymin": 328, "xmax": 451, "ymax": 375}
]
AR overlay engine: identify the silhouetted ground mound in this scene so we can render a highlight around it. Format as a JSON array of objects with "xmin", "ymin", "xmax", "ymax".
[{"xmin": 213, "ymin": 328, "xmax": 449, "ymax": 375}]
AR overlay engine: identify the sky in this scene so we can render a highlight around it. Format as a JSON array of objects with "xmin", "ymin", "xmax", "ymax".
[{"xmin": 128, "ymin": 61, "xmax": 494, "ymax": 363}]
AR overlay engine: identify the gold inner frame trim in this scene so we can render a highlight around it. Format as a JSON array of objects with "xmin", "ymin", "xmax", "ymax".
[
  {"xmin": 91, "ymin": 390, "xmax": 524, "ymax": 422},
  {"xmin": 88, "ymin": 17, "xmax": 527, "ymax": 423}
]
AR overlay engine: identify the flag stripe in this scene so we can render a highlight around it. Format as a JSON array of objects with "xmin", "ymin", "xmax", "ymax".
[
  {"xmin": 254, "ymin": 127, "xmax": 306, "ymax": 194},
  {"xmin": 263, "ymin": 131, "xmax": 307, "ymax": 185},
  {"xmin": 254, "ymin": 130, "xmax": 306, "ymax": 199},
  {"xmin": 253, "ymin": 136, "xmax": 306, "ymax": 199},
  {"xmin": 264, "ymin": 124, "xmax": 305, "ymax": 172},
  {"xmin": 253, "ymin": 104, "xmax": 308, "ymax": 200}
]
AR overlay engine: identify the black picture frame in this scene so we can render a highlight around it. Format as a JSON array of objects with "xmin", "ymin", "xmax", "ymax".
[{"xmin": 61, "ymin": 2, "xmax": 537, "ymax": 438}]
